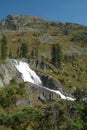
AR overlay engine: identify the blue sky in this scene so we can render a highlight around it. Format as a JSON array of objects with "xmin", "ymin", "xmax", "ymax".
[{"xmin": 0, "ymin": 0, "xmax": 87, "ymax": 25}]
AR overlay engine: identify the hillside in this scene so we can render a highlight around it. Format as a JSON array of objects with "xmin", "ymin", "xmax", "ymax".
[
  {"xmin": 0, "ymin": 15, "xmax": 87, "ymax": 130},
  {"xmin": 0, "ymin": 59, "xmax": 86, "ymax": 130},
  {"xmin": 0, "ymin": 14, "xmax": 87, "ymax": 90},
  {"xmin": 0, "ymin": 14, "xmax": 87, "ymax": 56}
]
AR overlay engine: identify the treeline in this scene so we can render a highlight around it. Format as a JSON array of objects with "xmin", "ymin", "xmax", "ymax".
[
  {"xmin": 0, "ymin": 35, "xmax": 29, "ymax": 59},
  {"xmin": 0, "ymin": 35, "xmax": 63, "ymax": 68},
  {"xmin": 0, "ymin": 35, "xmax": 38, "ymax": 60}
]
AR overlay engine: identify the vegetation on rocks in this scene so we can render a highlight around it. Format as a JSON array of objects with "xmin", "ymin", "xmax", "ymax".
[
  {"xmin": 0, "ymin": 15, "xmax": 87, "ymax": 129},
  {"xmin": 51, "ymin": 43, "xmax": 63, "ymax": 68},
  {"xmin": 1, "ymin": 36, "xmax": 8, "ymax": 59},
  {"xmin": 0, "ymin": 83, "xmax": 86, "ymax": 130}
]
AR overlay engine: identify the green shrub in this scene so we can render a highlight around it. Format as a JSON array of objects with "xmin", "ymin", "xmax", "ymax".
[
  {"xmin": 0, "ymin": 73, "xmax": 4, "ymax": 79},
  {"xmin": 10, "ymin": 78, "xmax": 16, "ymax": 84}
]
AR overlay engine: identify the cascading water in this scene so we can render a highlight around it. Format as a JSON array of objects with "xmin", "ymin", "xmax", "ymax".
[
  {"xmin": 14, "ymin": 60, "xmax": 42, "ymax": 85},
  {"xmin": 14, "ymin": 60, "xmax": 75, "ymax": 101},
  {"xmin": 42, "ymin": 86, "xmax": 75, "ymax": 101}
]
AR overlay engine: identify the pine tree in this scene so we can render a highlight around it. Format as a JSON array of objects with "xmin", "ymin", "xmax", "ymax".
[
  {"xmin": 57, "ymin": 44, "xmax": 62, "ymax": 68},
  {"xmin": 31, "ymin": 49, "xmax": 35, "ymax": 59},
  {"xmin": 35, "ymin": 48, "xmax": 38, "ymax": 58},
  {"xmin": 17, "ymin": 47, "xmax": 20, "ymax": 58},
  {"xmin": 31, "ymin": 48, "xmax": 39, "ymax": 59},
  {"xmin": 20, "ymin": 43, "xmax": 28, "ymax": 58},
  {"xmin": 1, "ymin": 35, "xmax": 8, "ymax": 59},
  {"xmin": 51, "ymin": 44, "xmax": 56, "ymax": 66},
  {"xmin": 51, "ymin": 44, "xmax": 62, "ymax": 68}
]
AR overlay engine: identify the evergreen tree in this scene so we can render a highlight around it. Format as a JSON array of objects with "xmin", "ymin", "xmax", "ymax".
[
  {"xmin": 31, "ymin": 49, "xmax": 35, "ymax": 59},
  {"xmin": 57, "ymin": 44, "xmax": 62, "ymax": 68},
  {"xmin": 20, "ymin": 43, "xmax": 28, "ymax": 58},
  {"xmin": 51, "ymin": 44, "xmax": 62, "ymax": 68},
  {"xmin": 35, "ymin": 48, "xmax": 38, "ymax": 58},
  {"xmin": 1, "ymin": 36, "xmax": 8, "ymax": 59},
  {"xmin": 17, "ymin": 47, "xmax": 20, "ymax": 58},
  {"xmin": 31, "ymin": 48, "xmax": 39, "ymax": 59}
]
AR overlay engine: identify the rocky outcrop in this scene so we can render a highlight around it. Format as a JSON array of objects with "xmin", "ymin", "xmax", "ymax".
[
  {"xmin": 40, "ymin": 74, "xmax": 63, "ymax": 90},
  {"xmin": 0, "ymin": 58, "xmax": 74, "ymax": 100},
  {"xmin": 29, "ymin": 59, "xmax": 64, "ymax": 92},
  {"xmin": 29, "ymin": 59, "xmax": 49, "ymax": 70},
  {"xmin": 0, "ymin": 59, "xmax": 23, "ymax": 88},
  {"xmin": 27, "ymin": 83, "xmax": 60, "ymax": 101},
  {"xmin": 16, "ymin": 82, "xmax": 60, "ymax": 107},
  {"xmin": 0, "ymin": 14, "xmax": 47, "ymax": 31}
]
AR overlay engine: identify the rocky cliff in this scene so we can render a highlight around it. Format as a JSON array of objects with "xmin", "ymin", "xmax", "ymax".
[
  {"xmin": 0, "ymin": 59, "xmax": 23, "ymax": 88},
  {"xmin": 16, "ymin": 82, "xmax": 61, "ymax": 107},
  {"xmin": 0, "ymin": 58, "xmax": 74, "ymax": 102},
  {"xmin": 0, "ymin": 59, "xmax": 63, "ymax": 110}
]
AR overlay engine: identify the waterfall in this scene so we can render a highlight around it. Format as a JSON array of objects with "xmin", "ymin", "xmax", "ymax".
[
  {"xmin": 42, "ymin": 86, "xmax": 75, "ymax": 101},
  {"xmin": 14, "ymin": 60, "xmax": 42, "ymax": 85},
  {"xmin": 14, "ymin": 60, "xmax": 75, "ymax": 101}
]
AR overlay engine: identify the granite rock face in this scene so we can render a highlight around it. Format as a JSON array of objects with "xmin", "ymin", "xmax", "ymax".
[
  {"xmin": 29, "ymin": 59, "xmax": 63, "ymax": 91},
  {"xmin": 0, "ymin": 58, "xmax": 74, "ymax": 103},
  {"xmin": 0, "ymin": 59, "xmax": 23, "ymax": 88},
  {"xmin": 16, "ymin": 83, "xmax": 60, "ymax": 107}
]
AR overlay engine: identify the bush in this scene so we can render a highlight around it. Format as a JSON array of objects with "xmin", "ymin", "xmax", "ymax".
[
  {"xmin": 0, "ymin": 73, "xmax": 4, "ymax": 79},
  {"xmin": 10, "ymin": 78, "xmax": 16, "ymax": 84}
]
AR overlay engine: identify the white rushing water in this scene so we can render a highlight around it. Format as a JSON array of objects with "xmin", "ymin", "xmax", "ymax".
[
  {"xmin": 14, "ymin": 60, "xmax": 75, "ymax": 101},
  {"xmin": 14, "ymin": 60, "xmax": 42, "ymax": 85},
  {"xmin": 42, "ymin": 87, "xmax": 75, "ymax": 101}
]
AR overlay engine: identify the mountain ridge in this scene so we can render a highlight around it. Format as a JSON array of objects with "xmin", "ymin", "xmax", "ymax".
[
  {"xmin": 1, "ymin": 14, "xmax": 87, "ymax": 25},
  {"xmin": 0, "ymin": 14, "xmax": 87, "ymax": 31}
]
